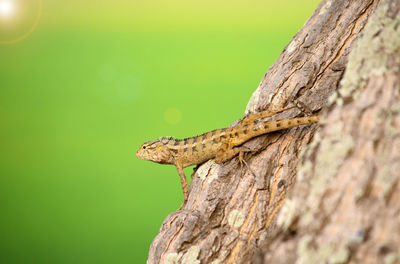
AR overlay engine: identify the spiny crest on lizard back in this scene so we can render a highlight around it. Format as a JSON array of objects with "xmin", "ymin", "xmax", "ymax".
[{"xmin": 159, "ymin": 136, "xmax": 176, "ymax": 144}]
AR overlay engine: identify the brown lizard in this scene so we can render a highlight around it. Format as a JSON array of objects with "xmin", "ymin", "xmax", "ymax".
[{"xmin": 136, "ymin": 106, "xmax": 319, "ymax": 208}]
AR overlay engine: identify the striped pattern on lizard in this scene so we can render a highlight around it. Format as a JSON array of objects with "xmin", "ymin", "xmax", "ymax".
[{"xmin": 136, "ymin": 106, "xmax": 319, "ymax": 209}]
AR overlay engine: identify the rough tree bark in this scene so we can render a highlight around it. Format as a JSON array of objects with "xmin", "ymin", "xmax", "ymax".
[{"xmin": 147, "ymin": 0, "xmax": 400, "ymax": 263}]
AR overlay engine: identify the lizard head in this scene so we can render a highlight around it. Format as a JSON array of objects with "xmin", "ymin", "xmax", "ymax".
[{"xmin": 136, "ymin": 137, "xmax": 175, "ymax": 164}]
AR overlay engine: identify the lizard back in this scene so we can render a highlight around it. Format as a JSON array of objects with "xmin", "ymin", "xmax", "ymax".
[{"xmin": 136, "ymin": 114, "xmax": 319, "ymax": 168}]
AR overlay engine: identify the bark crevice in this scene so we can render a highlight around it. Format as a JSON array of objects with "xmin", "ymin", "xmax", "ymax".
[{"xmin": 147, "ymin": 0, "xmax": 400, "ymax": 263}]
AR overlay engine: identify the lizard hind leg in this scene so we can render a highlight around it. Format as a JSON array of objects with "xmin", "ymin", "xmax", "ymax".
[
  {"xmin": 238, "ymin": 148, "xmax": 258, "ymax": 177},
  {"xmin": 241, "ymin": 105, "xmax": 296, "ymax": 126},
  {"xmin": 215, "ymin": 142, "xmax": 258, "ymax": 177}
]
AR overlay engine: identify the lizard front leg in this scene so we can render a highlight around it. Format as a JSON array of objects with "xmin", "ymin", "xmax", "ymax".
[{"xmin": 175, "ymin": 162, "xmax": 189, "ymax": 210}]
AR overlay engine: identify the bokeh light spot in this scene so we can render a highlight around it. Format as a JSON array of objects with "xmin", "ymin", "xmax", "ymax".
[
  {"xmin": 164, "ymin": 108, "xmax": 182, "ymax": 125},
  {"xmin": 115, "ymin": 74, "xmax": 142, "ymax": 103},
  {"xmin": 0, "ymin": 0, "xmax": 14, "ymax": 17},
  {"xmin": 0, "ymin": 0, "xmax": 42, "ymax": 44}
]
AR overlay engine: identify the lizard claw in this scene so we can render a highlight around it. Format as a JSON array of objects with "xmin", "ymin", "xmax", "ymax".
[
  {"xmin": 238, "ymin": 149, "xmax": 258, "ymax": 177},
  {"xmin": 177, "ymin": 199, "xmax": 187, "ymax": 210}
]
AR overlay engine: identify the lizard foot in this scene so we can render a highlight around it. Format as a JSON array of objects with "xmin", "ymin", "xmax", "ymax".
[
  {"xmin": 238, "ymin": 148, "xmax": 258, "ymax": 177},
  {"xmin": 177, "ymin": 199, "xmax": 187, "ymax": 210}
]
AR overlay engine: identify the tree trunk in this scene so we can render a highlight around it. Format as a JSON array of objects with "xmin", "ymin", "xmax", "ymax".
[{"xmin": 147, "ymin": 0, "xmax": 400, "ymax": 263}]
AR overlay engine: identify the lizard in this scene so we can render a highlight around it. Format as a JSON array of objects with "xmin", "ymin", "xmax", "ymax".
[{"xmin": 136, "ymin": 106, "xmax": 319, "ymax": 209}]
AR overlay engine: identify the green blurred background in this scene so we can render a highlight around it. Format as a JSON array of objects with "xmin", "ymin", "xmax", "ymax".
[{"xmin": 0, "ymin": 0, "xmax": 319, "ymax": 263}]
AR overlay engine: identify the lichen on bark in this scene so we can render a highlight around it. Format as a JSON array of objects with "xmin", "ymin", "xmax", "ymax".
[{"xmin": 147, "ymin": 0, "xmax": 400, "ymax": 263}]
